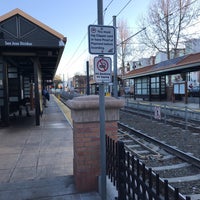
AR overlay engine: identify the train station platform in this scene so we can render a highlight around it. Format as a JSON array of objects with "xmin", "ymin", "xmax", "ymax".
[{"xmin": 0, "ymin": 95, "xmax": 103, "ymax": 199}]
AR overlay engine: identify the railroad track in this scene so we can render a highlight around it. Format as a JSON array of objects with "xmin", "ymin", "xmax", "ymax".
[
  {"xmin": 118, "ymin": 122, "xmax": 200, "ymax": 199},
  {"xmin": 118, "ymin": 129, "xmax": 162, "ymax": 160}
]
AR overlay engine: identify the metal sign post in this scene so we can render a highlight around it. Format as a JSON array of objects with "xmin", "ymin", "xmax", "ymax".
[
  {"xmin": 87, "ymin": 1, "xmax": 115, "ymax": 199},
  {"xmin": 99, "ymin": 81, "xmax": 106, "ymax": 200},
  {"xmin": 97, "ymin": 1, "xmax": 106, "ymax": 200},
  {"xmin": 113, "ymin": 16, "xmax": 118, "ymax": 98}
]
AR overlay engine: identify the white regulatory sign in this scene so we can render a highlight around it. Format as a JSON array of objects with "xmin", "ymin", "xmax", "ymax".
[
  {"xmin": 94, "ymin": 56, "xmax": 112, "ymax": 83},
  {"xmin": 88, "ymin": 25, "xmax": 116, "ymax": 55}
]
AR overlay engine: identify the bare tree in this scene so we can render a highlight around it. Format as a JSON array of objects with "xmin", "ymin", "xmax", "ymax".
[
  {"xmin": 117, "ymin": 19, "xmax": 133, "ymax": 75},
  {"xmin": 137, "ymin": 0, "xmax": 200, "ymax": 59}
]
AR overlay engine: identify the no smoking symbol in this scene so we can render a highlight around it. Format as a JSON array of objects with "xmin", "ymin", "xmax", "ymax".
[{"xmin": 97, "ymin": 59, "xmax": 108, "ymax": 72}]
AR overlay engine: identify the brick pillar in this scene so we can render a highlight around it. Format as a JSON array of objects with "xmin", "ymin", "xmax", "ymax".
[{"xmin": 66, "ymin": 95, "xmax": 124, "ymax": 192}]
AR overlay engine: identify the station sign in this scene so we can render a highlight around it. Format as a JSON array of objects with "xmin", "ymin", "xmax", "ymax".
[
  {"xmin": 94, "ymin": 56, "xmax": 112, "ymax": 83},
  {"xmin": 88, "ymin": 25, "xmax": 116, "ymax": 55}
]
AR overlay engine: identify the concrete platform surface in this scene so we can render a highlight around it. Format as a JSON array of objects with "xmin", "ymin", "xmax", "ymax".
[{"xmin": 0, "ymin": 96, "xmax": 101, "ymax": 199}]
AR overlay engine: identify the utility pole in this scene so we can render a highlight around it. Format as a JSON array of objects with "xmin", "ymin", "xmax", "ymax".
[
  {"xmin": 113, "ymin": 16, "xmax": 118, "ymax": 98},
  {"xmin": 97, "ymin": 0, "xmax": 106, "ymax": 199},
  {"xmin": 86, "ymin": 61, "xmax": 90, "ymax": 95},
  {"xmin": 63, "ymin": 74, "xmax": 65, "ymax": 91}
]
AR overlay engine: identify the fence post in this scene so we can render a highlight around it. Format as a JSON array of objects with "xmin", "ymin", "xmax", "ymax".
[
  {"xmin": 142, "ymin": 163, "xmax": 146, "ymax": 199},
  {"xmin": 137, "ymin": 101, "xmax": 139, "ymax": 115},
  {"xmin": 156, "ymin": 174, "xmax": 160, "ymax": 196},
  {"xmin": 164, "ymin": 104, "xmax": 167, "ymax": 124},
  {"xmin": 117, "ymin": 141, "xmax": 126, "ymax": 200},
  {"xmin": 174, "ymin": 188, "xmax": 179, "ymax": 199},
  {"xmin": 185, "ymin": 106, "xmax": 188, "ymax": 130},
  {"xmin": 150, "ymin": 103, "xmax": 153, "ymax": 121},
  {"xmin": 164, "ymin": 179, "xmax": 169, "ymax": 200}
]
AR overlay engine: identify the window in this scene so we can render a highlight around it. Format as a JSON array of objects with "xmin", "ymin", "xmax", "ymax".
[
  {"xmin": 151, "ymin": 77, "xmax": 159, "ymax": 95},
  {"xmin": 135, "ymin": 77, "xmax": 149, "ymax": 95}
]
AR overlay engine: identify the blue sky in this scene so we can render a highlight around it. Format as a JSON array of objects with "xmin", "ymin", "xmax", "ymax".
[{"xmin": 1, "ymin": 0, "xmax": 151, "ymax": 78}]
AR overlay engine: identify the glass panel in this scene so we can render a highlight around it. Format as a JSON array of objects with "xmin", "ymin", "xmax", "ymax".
[
  {"xmin": 151, "ymin": 77, "xmax": 156, "ymax": 82},
  {"xmin": 9, "ymin": 96, "xmax": 19, "ymax": 101},
  {"xmin": 8, "ymin": 67, "xmax": 17, "ymax": 72},
  {"xmin": 142, "ymin": 82, "xmax": 146, "ymax": 87},
  {"xmin": 0, "ymin": 90, "xmax": 3, "ymax": 97},
  {"xmin": 137, "ymin": 89, "xmax": 141, "ymax": 94},
  {"xmin": 0, "ymin": 64, "xmax": 3, "ymax": 71},
  {"xmin": 143, "ymin": 88, "xmax": 148, "ymax": 94},
  {"xmin": 0, "ymin": 99, "xmax": 3, "ymax": 106},
  {"xmin": 8, "ymin": 73, "xmax": 18, "ymax": 78},
  {"xmin": 152, "ymin": 88, "xmax": 159, "ymax": 94}
]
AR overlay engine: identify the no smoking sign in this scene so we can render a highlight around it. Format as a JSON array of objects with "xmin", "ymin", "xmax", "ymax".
[{"xmin": 94, "ymin": 56, "xmax": 112, "ymax": 83}]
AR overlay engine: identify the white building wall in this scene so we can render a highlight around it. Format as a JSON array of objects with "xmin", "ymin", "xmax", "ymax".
[
  {"xmin": 138, "ymin": 58, "xmax": 151, "ymax": 67},
  {"xmin": 185, "ymin": 38, "xmax": 200, "ymax": 54},
  {"xmin": 155, "ymin": 52, "xmax": 168, "ymax": 63}
]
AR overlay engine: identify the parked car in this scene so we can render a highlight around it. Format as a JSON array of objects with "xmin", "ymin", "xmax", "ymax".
[{"xmin": 188, "ymin": 86, "xmax": 200, "ymax": 97}]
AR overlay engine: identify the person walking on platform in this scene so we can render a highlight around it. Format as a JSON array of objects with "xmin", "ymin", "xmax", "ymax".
[{"xmin": 42, "ymin": 87, "xmax": 50, "ymax": 107}]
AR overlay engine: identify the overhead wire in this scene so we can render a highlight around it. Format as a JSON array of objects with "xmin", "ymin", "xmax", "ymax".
[
  {"xmin": 65, "ymin": 0, "xmax": 135, "ymax": 70},
  {"xmin": 65, "ymin": 0, "xmax": 199, "ymax": 71},
  {"xmin": 115, "ymin": 0, "xmax": 133, "ymax": 18},
  {"xmin": 104, "ymin": 0, "xmax": 114, "ymax": 15},
  {"xmin": 119, "ymin": 0, "xmax": 199, "ymax": 46},
  {"xmin": 107, "ymin": 0, "xmax": 133, "ymax": 25},
  {"xmin": 64, "ymin": 0, "xmax": 115, "ymax": 69},
  {"xmin": 64, "ymin": 33, "xmax": 88, "ymax": 68}
]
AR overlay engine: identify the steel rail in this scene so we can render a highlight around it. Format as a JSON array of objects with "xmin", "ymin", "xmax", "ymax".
[
  {"xmin": 118, "ymin": 122, "xmax": 200, "ymax": 169},
  {"xmin": 118, "ymin": 130, "xmax": 162, "ymax": 160}
]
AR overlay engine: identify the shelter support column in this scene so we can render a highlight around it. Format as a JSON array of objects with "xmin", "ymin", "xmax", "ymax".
[
  {"xmin": 67, "ymin": 95, "xmax": 124, "ymax": 192},
  {"xmin": 33, "ymin": 58, "xmax": 40, "ymax": 126},
  {"xmin": 0, "ymin": 58, "xmax": 9, "ymax": 126}
]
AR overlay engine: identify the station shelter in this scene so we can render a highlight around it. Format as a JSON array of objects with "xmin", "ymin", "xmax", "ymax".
[
  {"xmin": 90, "ymin": 75, "xmax": 123, "ymax": 96},
  {"xmin": 124, "ymin": 53, "xmax": 200, "ymax": 101},
  {"xmin": 0, "ymin": 8, "xmax": 66, "ymax": 126}
]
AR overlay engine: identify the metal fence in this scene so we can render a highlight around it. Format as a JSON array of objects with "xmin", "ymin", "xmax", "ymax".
[
  {"xmin": 106, "ymin": 135, "xmax": 191, "ymax": 200},
  {"xmin": 125, "ymin": 99, "xmax": 200, "ymax": 129}
]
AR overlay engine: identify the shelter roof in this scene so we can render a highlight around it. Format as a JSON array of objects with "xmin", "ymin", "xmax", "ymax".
[
  {"xmin": 0, "ymin": 8, "xmax": 65, "ymax": 41},
  {"xmin": 125, "ymin": 52, "xmax": 200, "ymax": 79},
  {"xmin": 0, "ymin": 8, "xmax": 67, "ymax": 80}
]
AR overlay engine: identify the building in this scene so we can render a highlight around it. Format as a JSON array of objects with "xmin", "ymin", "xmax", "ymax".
[
  {"xmin": 124, "ymin": 52, "xmax": 200, "ymax": 101},
  {"xmin": 0, "ymin": 9, "xmax": 66, "ymax": 126}
]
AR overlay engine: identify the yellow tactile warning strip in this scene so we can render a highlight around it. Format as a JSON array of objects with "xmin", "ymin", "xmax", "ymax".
[{"xmin": 53, "ymin": 95, "xmax": 73, "ymax": 127}]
